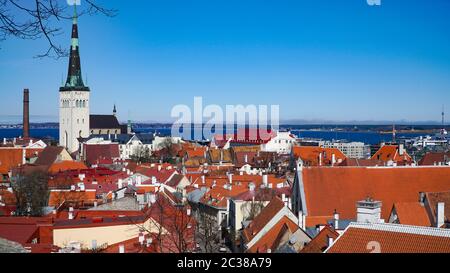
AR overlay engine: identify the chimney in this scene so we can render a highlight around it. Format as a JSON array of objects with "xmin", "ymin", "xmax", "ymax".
[
  {"xmin": 22, "ymin": 149, "xmax": 26, "ymax": 165},
  {"xmin": 334, "ymin": 210, "xmax": 339, "ymax": 230},
  {"xmin": 327, "ymin": 236, "xmax": 334, "ymax": 247},
  {"xmin": 319, "ymin": 152, "xmax": 323, "ymax": 166},
  {"xmin": 146, "ymin": 238, "xmax": 153, "ymax": 248},
  {"xmin": 356, "ymin": 198, "xmax": 383, "ymax": 224},
  {"xmin": 228, "ymin": 173, "xmax": 233, "ymax": 184},
  {"xmin": 399, "ymin": 144, "xmax": 405, "ymax": 156},
  {"xmin": 201, "ymin": 175, "xmax": 206, "ymax": 184},
  {"xmin": 262, "ymin": 174, "xmax": 268, "ymax": 186},
  {"xmin": 119, "ymin": 244, "xmax": 125, "ymax": 253},
  {"xmin": 139, "ymin": 233, "xmax": 145, "ymax": 245},
  {"xmin": 23, "ymin": 89, "xmax": 30, "ymax": 138},
  {"xmin": 91, "ymin": 240, "xmax": 97, "ymax": 250},
  {"xmin": 419, "ymin": 192, "xmax": 426, "ymax": 205},
  {"xmin": 331, "ymin": 154, "xmax": 336, "ymax": 167},
  {"xmin": 437, "ymin": 202, "xmax": 445, "ymax": 228},
  {"xmin": 244, "ymin": 154, "xmax": 248, "ymax": 163}
]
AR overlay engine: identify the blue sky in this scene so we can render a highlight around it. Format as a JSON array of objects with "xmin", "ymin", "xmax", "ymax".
[{"xmin": 1, "ymin": 0, "xmax": 450, "ymax": 123}]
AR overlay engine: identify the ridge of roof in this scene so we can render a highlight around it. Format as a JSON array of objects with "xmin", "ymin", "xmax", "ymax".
[{"xmin": 347, "ymin": 222, "xmax": 450, "ymax": 238}]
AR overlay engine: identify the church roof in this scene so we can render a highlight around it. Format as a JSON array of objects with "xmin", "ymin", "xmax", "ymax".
[{"xmin": 90, "ymin": 115, "xmax": 121, "ymax": 130}]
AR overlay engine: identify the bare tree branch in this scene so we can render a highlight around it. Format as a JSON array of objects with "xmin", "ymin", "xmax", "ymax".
[{"xmin": 0, "ymin": 0, "xmax": 117, "ymax": 58}]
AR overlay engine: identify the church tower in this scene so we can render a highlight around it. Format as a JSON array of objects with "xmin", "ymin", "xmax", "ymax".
[{"xmin": 59, "ymin": 5, "xmax": 90, "ymax": 153}]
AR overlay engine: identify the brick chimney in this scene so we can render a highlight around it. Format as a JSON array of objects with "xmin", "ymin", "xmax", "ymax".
[{"xmin": 23, "ymin": 89, "xmax": 30, "ymax": 138}]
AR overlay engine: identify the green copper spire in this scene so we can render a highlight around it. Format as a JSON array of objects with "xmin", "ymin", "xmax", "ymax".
[{"xmin": 60, "ymin": 3, "xmax": 89, "ymax": 92}]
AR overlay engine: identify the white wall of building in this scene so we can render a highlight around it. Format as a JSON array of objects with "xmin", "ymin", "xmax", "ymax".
[{"xmin": 59, "ymin": 91, "xmax": 90, "ymax": 153}]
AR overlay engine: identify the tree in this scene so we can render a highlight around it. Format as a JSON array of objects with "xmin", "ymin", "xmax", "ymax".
[
  {"xmin": 131, "ymin": 194, "xmax": 196, "ymax": 253},
  {"xmin": 196, "ymin": 210, "xmax": 221, "ymax": 253},
  {"xmin": 11, "ymin": 170, "xmax": 49, "ymax": 216},
  {"xmin": 130, "ymin": 145, "xmax": 151, "ymax": 163},
  {"xmin": 0, "ymin": 0, "xmax": 116, "ymax": 58}
]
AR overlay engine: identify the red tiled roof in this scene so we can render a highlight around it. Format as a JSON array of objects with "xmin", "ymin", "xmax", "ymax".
[
  {"xmin": 84, "ymin": 144, "xmax": 120, "ymax": 166},
  {"xmin": 327, "ymin": 223, "xmax": 450, "ymax": 253},
  {"xmin": 185, "ymin": 147, "xmax": 207, "ymax": 159},
  {"xmin": 0, "ymin": 218, "xmax": 43, "ymax": 244},
  {"xmin": 392, "ymin": 202, "xmax": 431, "ymax": 227},
  {"xmin": 371, "ymin": 145, "xmax": 412, "ymax": 164},
  {"xmin": 0, "ymin": 148, "xmax": 24, "ymax": 175},
  {"xmin": 48, "ymin": 190, "xmax": 97, "ymax": 207},
  {"xmin": 216, "ymin": 129, "xmax": 277, "ymax": 145},
  {"xmin": 136, "ymin": 165, "xmax": 177, "ymax": 184},
  {"xmin": 300, "ymin": 225, "xmax": 339, "ymax": 253},
  {"xmin": 242, "ymin": 197, "xmax": 286, "ymax": 243},
  {"xmin": 425, "ymin": 191, "xmax": 450, "ymax": 225},
  {"xmin": 301, "ymin": 167, "xmax": 450, "ymax": 220},
  {"xmin": 419, "ymin": 152, "xmax": 450, "ymax": 166},
  {"xmin": 35, "ymin": 146, "xmax": 65, "ymax": 166},
  {"xmin": 338, "ymin": 158, "xmax": 384, "ymax": 167},
  {"xmin": 292, "ymin": 146, "xmax": 346, "ymax": 166},
  {"xmin": 305, "ymin": 216, "xmax": 334, "ymax": 228},
  {"xmin": 248, "ymin": 216, "xmax": 299, "ymax": 253},
  {"xmin": 48, "ymin": 161, "xmax": 88, "ymax": 174}
]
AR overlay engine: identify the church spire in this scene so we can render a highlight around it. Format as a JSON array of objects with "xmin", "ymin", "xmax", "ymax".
[{"xmin": 60, "ymin": 4, "xmax": 89, "ymax": 91}]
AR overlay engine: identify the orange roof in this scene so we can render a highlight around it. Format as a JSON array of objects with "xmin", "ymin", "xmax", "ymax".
[
  {"xmin": 0, "ymin": 189, "xmax": 16, "ymax": 205},
  {"xmin": 305, "ymin": 216, "xmax": 334, "ymax": 228},
  {"xmin": 392, "ymin": 203, "xmax": 431, "ymax": 227},
  {"xmin": 301, "ymin": 167, "xmax": 450, "ymax": 220},
  {"xmin": 300, "ymin": 225, "xmax": 339, "ymax": 253},
  {"xmin": 425, "ymin": 191, "xmax": 450, "ymax": 225},
  {"xmin": 48, "ymin": 190, "xmax": 97, "ymax": 207},
  {"xmin": 371, "ymin": 145, "xmax": 412, "ymax": 163},
  {"xmin": 242, "ymin": 197, "xmax": 286, "ymax": 243},
  {"xmin": 247, "ymin": 216, "xmax": 299, "ymax": 253},
  {"xmin": 136, "ymin": 185, "xmax": 159, "ymax": 194},
  {"xmin": 0, "ymin": 148, "xmax": 23, "ymax": 175},
  {"xmin": 48, "ymin": 161, "xmax": 88, "ymax": 174},
  {"xmin": 327, "ymin": 223, "xmax": 450, "ymax": 253},
  {"xmin": 292, "ymin": 146, "xmax": 346, "ymax": 166},
  {"xmin": 185, "ymin": 147, "xmax": 207, "ymax": 159}
]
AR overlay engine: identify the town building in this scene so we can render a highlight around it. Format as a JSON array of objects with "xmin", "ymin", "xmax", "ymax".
[{"xmin": 322, "ymin": 141, "xmax": 370, "ymax": 159}]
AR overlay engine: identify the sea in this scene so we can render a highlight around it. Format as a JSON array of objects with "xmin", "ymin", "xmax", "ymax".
[{"xmin": 0, "ymin": 128, "xmax": 430, "ymax": 145}]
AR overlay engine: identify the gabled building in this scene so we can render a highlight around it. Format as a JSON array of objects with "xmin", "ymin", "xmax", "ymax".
[
  {"xmin": 371, "ymin": 144, "xmax": 412, "ymax": 165},
  {"xmin": 240, "ymin": 197, "xmax": 310, "ymax": 253}
]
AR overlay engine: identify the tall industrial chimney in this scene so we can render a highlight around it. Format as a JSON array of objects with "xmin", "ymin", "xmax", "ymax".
[{"xmin": 23, "ymin": 89, "xmax": 30, "ymax": 138}]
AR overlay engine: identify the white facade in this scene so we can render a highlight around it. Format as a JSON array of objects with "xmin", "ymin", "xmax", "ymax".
[
  {"xmin": 119, "ymin": 136, "xmax": 152, "ymax": 159},
  {"xmin": 59, "ymin": 91, "xmax": 90, "ymax": 153},
  {"xmin": 261, "ymin": 131, "xmax": 296, "ymax": 154},
  {"xmin": 152, "ymin": 136, "xmax": 183, "ymax": 151},
  {"xmin": 322, "ymin": 141, "xmax": 370, "ymax": 159}
]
